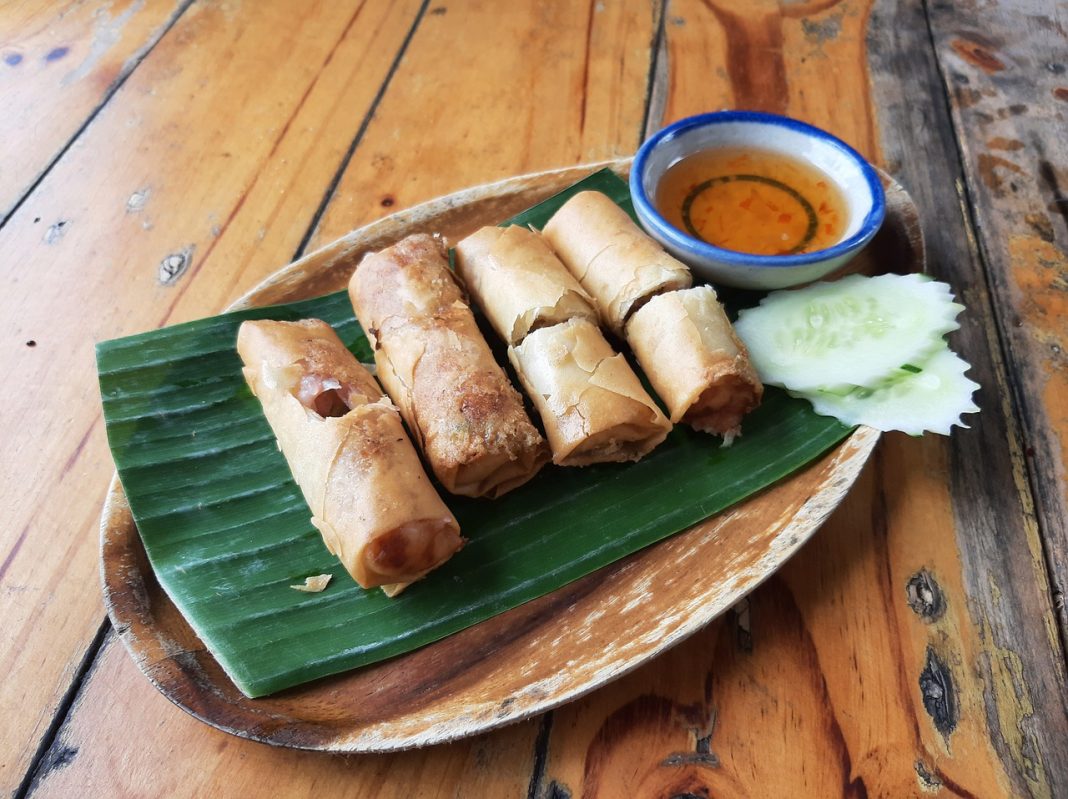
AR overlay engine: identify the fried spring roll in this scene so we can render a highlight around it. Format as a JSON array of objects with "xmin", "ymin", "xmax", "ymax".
[
  {"xmin": 541, "ymin": 191, "xmax": 692, "ymax": 333},
  {"xmin": 508, "ymin": 318, "xmax": 671, "ymax": 466},
  {"xmin": 350, "ymin": 234, "xmax": 466, "ymax": 322},
  {"xmin": 237, "ymin": 319, "xmax": 463, "ymax": 595},
  {"xmin": 350, "ymin": 234, "xmax": 549, "ymax": 498},
  {"xmin": 454, "ymin": 225, "xmax": 598, "ymax": 345},
  {"xmin": 626, "ymin": 287, "xmax": 763, "ymax": 440}
]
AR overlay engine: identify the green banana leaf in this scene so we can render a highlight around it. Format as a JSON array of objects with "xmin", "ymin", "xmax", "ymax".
[{"xmin": 97, "ymin": 170, "xmax": 851, "ymax": 697}]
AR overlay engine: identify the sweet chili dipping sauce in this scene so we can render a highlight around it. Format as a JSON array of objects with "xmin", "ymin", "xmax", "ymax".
[{"xmin": 655, "ymin": 147, "xmax": 848, "ymax": 256}]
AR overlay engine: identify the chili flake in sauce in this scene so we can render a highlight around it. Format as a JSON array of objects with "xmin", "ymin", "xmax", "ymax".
[{"xmin": 655, "ymin": 147, "xmax": 848, "ymax": 255}]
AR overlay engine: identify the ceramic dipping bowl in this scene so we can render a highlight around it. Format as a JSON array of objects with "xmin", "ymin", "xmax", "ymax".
[{"xmin": 630, "ymin": 111, "xmax": 886, "ymax": 290}]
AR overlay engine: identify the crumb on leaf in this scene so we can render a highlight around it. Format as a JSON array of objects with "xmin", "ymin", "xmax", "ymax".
[{"xmin": 290, "ymin": 574, "xmax": 332, "ymax": 593}]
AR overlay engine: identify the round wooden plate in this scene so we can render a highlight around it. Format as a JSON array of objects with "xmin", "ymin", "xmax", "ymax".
[{"xmin": 100, "ymin": 158, "xmax": 921, "ymax": 752}]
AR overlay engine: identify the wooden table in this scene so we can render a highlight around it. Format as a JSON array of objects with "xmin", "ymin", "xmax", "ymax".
[{"xmin": 2, "ymin": 1, "xmax": 1066, "ymax": 796}]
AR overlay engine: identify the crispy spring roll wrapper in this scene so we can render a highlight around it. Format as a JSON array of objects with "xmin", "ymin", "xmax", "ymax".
[
  {"xmin": 351, "ymin": 233, "xmax": 465, "ymax": 325},
  {"xmin": 453, "ymin": 225, "xmax": 599, "ymax": 345},
  {"xmin": 541, "ymin": 191, "xmax": 692, "ymax": 334},
  {"xmin": 508, "ymin": 318, "xmax": 671, "ymax": 466},
  {"xmin": 350, "ymin": 236, "xmax": 550, "ymax": 498},
  {"xmin": 626, "ymin": 286, "xmax": 763, "ymax": 440},
  {"xmin": 236, "ymin": 319, "xmax": 463, "ymax": 595}
]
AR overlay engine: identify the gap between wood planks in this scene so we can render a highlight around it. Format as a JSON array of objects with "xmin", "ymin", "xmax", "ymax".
[
  {"xmin": 5, "ymin": 2, "xmax": 197, "ymax": 790},
  {"xmin": 640, "ymin": 0, "xmax": 669, "ymax": 141},
  {"xmin": 919, "ymin": 0, "xmax": 1068, "ymax": 667},
  {"xmin": 0, "ymin": 0, "xmax": 195, "ymax": 232},
  {"xmin": 292, "ymin": 0, "xmax": 433, "ymax": 261},
  {"xmin": 14, "ymin": 621, "xmax": 111, "ymax": 799},
  {"xmin": 526, "ymin": 711, "xmax": 556, "ymax": 799}
]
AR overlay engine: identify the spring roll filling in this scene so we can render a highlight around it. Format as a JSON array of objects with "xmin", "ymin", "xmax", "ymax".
[
  {"xmin": 571, "ymin": 424, "xmax": 663, "ymax": 462},
  {"xmin": 366, "ymin": 519, "xmax": 463, "ymax": 577},
  {"xmin": 684, "ymin": 374, "xmax": 762, "ymax": 434},
  {"xmin": 296, "ymin": 374, "xmax": 375, "ymax": 418},
  {"xmin": 625, "ymin": 287, "xmax": 762, "ymax": 437}
]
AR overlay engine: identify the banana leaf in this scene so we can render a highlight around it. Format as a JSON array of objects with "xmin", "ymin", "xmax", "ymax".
[{"xmin": 97, "ymin": 170, "xmax": 851, "ymax": 697}]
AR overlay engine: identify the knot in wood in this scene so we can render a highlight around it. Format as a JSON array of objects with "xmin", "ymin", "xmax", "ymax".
[
  {"xmin": 919, "ymin": 647, "xmax": 958, "ymax": 738},
  {"xmin": 158, "ymin": 246, "xmax": 194, "ymax": 285},
  {"xmin": 905, "ymin": 569, "xmax": 946, "ymax": 622},
  {"xmin": 43, "ymin": 219, "xmax": 70, "ymax": 245}
]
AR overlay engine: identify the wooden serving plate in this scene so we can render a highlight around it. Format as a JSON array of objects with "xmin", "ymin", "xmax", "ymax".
[{"xmin": 100, "ymin": 158, "xmax": 920, "ymax": 752}]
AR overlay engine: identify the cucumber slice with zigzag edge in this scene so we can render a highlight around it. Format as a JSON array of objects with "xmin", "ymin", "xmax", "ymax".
[
  {"xmin": 734, "ymin": 273, "xmax": 964, "ymax": 392},
  {"xmin": 794, "ymin": 347, "xmax": 980, "ymax": 435}
]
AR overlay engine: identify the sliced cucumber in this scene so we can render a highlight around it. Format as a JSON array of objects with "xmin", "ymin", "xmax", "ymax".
[
  {"xmin": 796, "ymin": 347, "xmax": 980, "ymax": 435},
  {"xmin": 734, "ymin": 274, "xmax": 964, "ymax": 392}
]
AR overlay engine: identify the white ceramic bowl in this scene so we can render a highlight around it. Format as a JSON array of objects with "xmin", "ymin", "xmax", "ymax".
[{"xmin": 630, "ymin": 111, "xmax": 886, "ymax": 290}]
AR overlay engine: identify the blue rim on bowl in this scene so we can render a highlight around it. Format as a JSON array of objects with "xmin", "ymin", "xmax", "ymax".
[{"xmin": 629, "ymin": 111, "xmax": 887, "ymax": 269}]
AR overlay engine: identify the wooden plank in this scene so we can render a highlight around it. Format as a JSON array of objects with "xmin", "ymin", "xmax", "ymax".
[
  {"xmin": 0, "ymin": 0, "xmax": 423, "ymax": 791},
  {"xmin": 20, "ymin": 0, "xmax": 657, "ymax": 794},
  {"xmin": 924, "ymin": 0, "xmax": 1068, "ymax": 654},
  {"xmin": 24, "ymin": 633, "xmax": 540, "ymax": 798},
  {"xmin": 305, "ymin": 0, "xmax": 659, "ymax": 249},
  {"xmin": 539, "ymin": 565, "xmax": 1015, "ymax": 797},
  {"xmin": 868, "ymin": 1, "xmax": 1068, "ymax": 794},
  {"xmin": 657, "ymin": 0, "xmax": 878, "ymax": 156},
  {"xmin": 0, "ymin": 0, "xmax": 190, "ymax": 221},
  {"xmin": 529, "ymin": 0, "xmax": 1068, "ymax": 796}
]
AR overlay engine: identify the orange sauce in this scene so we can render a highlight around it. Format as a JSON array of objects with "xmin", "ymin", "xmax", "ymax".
[{"xmin": 655, "ymin": 147, "xmax": 848, "ymax": 255}]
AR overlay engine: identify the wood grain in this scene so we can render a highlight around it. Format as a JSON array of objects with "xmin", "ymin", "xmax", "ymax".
[
  {"xmin": 0, "ymin": 0, "xmax": 189, "ymax": 221},
  {"xmin": 24, "ymin": 633, "xmax": 540, "ymax": 798},
  {"xmin": 658, "ymin": 0, "xmax": 878, "ymax": 157},
  {"xmin": 0, "ymin": 0, "xmax": 422, "ymax": 791},
  {"xmin": 527, "ymin": 1, "xmax": 1068, "ymax": 797},
  {"xmin": 924, "ymin": 0, "xmax": 1068, "ymax": 656},
  {"xmin": 540, "ymin": 565, "xmax": 1008, "ymax": 798},
  {"xmin": 868, "ymin": 1, "xmax": 1068, "ymax": 794},
  {"xmin": 305, "ymin": 0, "xmax": 659, "ymax": 249}
]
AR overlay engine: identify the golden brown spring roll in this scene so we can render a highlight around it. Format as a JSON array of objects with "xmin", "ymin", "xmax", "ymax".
[
  {"xmin": 237, "ymin": 318, "xmax": 463, "ymax": 595},
  {"xmin": 350, "ymin": 233, "xmax": 465, "ymax": 323},
  {"xmin": 508, "ymin": 318, "xmax": 671, "ymax": 466},
  {"xmin": 350, "ymin": 234, "xmax": 549, "ymax": 498},
  {"xmin": 454, "ymin": 225, "xmax": 598, "ymax": 345},
  {"xmin": 541, "ymin": 191, "xmax": 692, "ymax": 334},
  {"xmin": 626, "ymin": 287, "xmax": 763, "ymax": 440}
]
